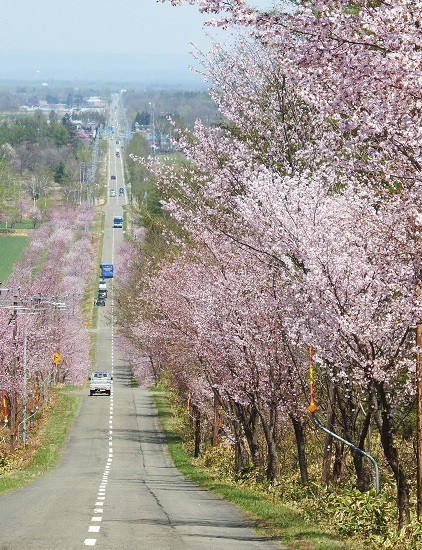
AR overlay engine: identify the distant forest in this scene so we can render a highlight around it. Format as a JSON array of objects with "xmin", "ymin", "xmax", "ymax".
[{"xmin": 124, "ymin": 89, "xmax": 220, "ymax": 130}]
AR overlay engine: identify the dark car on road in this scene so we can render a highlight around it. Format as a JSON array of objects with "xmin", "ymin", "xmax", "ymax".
[{"xmin": 98, "ymin": 288, "xmax": 107, "ymax": 299}]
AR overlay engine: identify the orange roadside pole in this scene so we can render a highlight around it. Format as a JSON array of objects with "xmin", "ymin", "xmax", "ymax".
[{"xmin": 2, "ymin": 390, "xmax": 7, "ymax": 422}]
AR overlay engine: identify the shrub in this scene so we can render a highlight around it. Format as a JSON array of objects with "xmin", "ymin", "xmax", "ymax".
[
  {"xmin": 318, "ymin": 488, "xmax": 396, "ymax": 539},
  {"xmin": 370, "ymin": 520, "xmax": 422, "ymax": 549}
]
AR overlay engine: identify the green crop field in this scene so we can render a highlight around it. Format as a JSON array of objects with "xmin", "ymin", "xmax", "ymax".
[
  {"xmin": 0, "ymin": 236, "xmax": 29, "ymax": 282},
  {"xmin": 0, "ymin": 221, "xmax": 39, "ymax": 230}
]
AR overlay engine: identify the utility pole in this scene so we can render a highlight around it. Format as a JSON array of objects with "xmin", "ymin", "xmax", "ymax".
[
  {"xmin": 417, "ymin": 321, "xmax": 422, "ymax": 519},
  {"xmin": 0, "ymin": 292, "xmax": 72, "ymax": 451},
  {"xmin": 9, "ymin": 297, "xmax": 18, "ymax": 453}
]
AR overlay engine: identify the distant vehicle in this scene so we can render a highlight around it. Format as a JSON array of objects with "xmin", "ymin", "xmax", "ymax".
[
  {"xmin": 115, "ymin": 148, "xmax": 120, "ymax": 157},
  {"xmin": 98, "ymin": 289, "xmax": 107, "ymax": 300},
  {"xmin": 98, "ymin": 280, "xmax": 107, "ymax": 297},
  {"xmin": 89, "ymin": 371, "xmax": 112, "ymax": 396},
  {"xmin": 110, "ymin": 189, "xmax": 116, "ymax": 197},
  {"xmin": 111, "ymin": 175, "xmax": 116, "ymax": 180},
  {"xmin": 113, "ymin": 216, "xmax": 123, "ymax": 228},
  {"xmin": 94, "ymin": 297, "xmax": 106, "ymax": 307},
  {"xmin": 100, "ymin": 263, "xmax": 114, "ymax": 278}
]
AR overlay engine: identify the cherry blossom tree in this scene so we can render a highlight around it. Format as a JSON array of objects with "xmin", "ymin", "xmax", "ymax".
[
  {"xmin": 168, "ymin": 0, "xmax": 420, "ymax": 180},
  {"xmin": 0, "ymin": 205, "xmax": 94, "ymax": 451},
  {"xmin": 121, "ymin": 0, "xmax": 421, "ymax": 525}
]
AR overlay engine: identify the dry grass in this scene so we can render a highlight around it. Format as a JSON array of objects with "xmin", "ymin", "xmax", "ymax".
[{"xmin": 0, "ymin": 386, "xmax": 81, "ymax": 494}]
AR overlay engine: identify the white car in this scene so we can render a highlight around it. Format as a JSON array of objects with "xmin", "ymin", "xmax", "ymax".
[
  {"xmin": 99, "ymin": 279, "xmax": 107, "ymax": 291},
  {"xmin": 110, "ymin": 189, "xmax": 116, "ymax": 197},
  {"xmin": 89, "ymin": 371, "xmax": 112, "ymax": 396}
]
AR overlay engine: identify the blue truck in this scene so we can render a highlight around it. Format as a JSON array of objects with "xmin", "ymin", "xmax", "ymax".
[
  {"xmin": 100, "ymin": 263, "xmax": 114, "ymax": 278},
  {"xmin": 113, "ymin": 216, "xmax": 123, "ymax": 228}
]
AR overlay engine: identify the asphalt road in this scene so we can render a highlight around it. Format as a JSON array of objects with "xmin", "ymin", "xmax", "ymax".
[{"xmin": 0, "ymin": 111, "xmax": 282, "ymax": 550}]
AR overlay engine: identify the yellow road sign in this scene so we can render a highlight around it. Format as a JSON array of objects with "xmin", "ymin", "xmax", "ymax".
[{"xmin": 52, "ymin": 352, "xmax": 61, "ymax": 364}]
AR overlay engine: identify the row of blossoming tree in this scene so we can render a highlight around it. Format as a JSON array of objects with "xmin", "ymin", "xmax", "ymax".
[
  {"xmin": 0, "ymin": 205, "xmax": 94, "ymax": 452},
  {"xmin": 116, "ymin": 0, "xmax": 420, "ymax": 527}
]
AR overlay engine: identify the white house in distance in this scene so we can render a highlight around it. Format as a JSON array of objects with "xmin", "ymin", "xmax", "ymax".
[{"xmin": 86, "ymin": 97, "xmax": 106, "ymax": 108}]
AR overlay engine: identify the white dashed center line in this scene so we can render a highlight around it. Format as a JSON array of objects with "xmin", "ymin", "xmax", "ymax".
[{"xmin": 84, "ymin": 158, "xmax": 121, "ymax": 546}]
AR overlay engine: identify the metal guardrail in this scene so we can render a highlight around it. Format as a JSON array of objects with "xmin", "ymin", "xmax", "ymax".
[
  {"xmin": 17, "ymin": 408, "xmax": 39, "ymax": 444},
  {"xmin": 311, "ymin": 412, "xmax": 379, "ymax": 493}
]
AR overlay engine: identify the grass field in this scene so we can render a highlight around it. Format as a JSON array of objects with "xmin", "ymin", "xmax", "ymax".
[
  {"xmin": 0, "ymin": 235, "xmax": 29, "ymax": 282},
  {"xmin": 0, "ymin": 386, "xmax": 81, "ymax": 495},
  {"xmin": 0, "ymin": 221, "xmax": 40, "ymax": 230}
]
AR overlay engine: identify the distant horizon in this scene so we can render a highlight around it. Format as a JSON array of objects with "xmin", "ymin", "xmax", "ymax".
[
  {"xmin": 0, "ymin": 50, "xmax": 207, "ymax": 88},
  {"xmin": 0, "ymin": 0, "xmax": 273, "ymax": 87}
]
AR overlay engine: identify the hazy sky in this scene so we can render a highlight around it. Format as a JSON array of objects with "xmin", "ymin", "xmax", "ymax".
[
  {"xmin": 0, "ymin": 1, "xmax": 273, "ymax": 84},
  {"xmin": 0, "ymin": 1, "xmax": 271, "ymax": 56}
]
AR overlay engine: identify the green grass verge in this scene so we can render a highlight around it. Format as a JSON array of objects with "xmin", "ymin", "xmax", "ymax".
[
  {"xmin": 0, "ymin": 235, "xmax": 29, "ymax": 281},
  {"xmin": 122, "ymin": 205, "xmax": 128, "ymax": 235},
  {"xmin": 151, "ymin": 387, "xmax": 357, "ymax": 550},
  {"xmin": 88, "ymin": 210, "xmax": 106, "ymax": 332},
  {"xmin": 0, "ymin": 386, "xmax": 81, "ymax": 495},
  {"xmin": 83, "ymin": 209, "xmax": 106, "ymax": 373}
]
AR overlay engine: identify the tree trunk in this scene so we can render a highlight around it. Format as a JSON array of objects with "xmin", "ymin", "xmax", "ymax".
[
  {"xmin": 266, "ymin": 434, "xmax": 279, "ymax": 482},
  {"xmin": 335, "ymin": 386, "xmax": 372, "ymax": 492},
  {"xmin": 373, "ymin": 384, "xmax": 410, "ymax": 529},
  {"xmin": 380, "ymin": 412, "xmax": 410, "ymax": 528},
  {"xmin": 322, "ymin": 384, "xmax": 336, "ymax": 487},
  {"xmin": 235, "ymin": 403, "xmax": 262, "ymax": 467},
  {"xmin": 351, "ymin": 451, "xmax": 373, "ymax": 492},
  {"xmin": 7, "ymin": 394, "xmax": 17, "ymax": 453},
  {"xmin": 234, "ymin": 443, "xmax": 244, "ymax": 472},
  {"xmin": 212, "ymin": 390, "xmax": 222, "ymax": 446},
  {"xmin": 352, "ymin": 409, "xmax": 373, "ymax": 493},
  {"xmin": 190, "ymin": 404, "xmax": 201, "ymax": 458},
  {"xmin": 226, "ymin": 401, "xmax": 250, "ymax": 472},
  {"xmin": 258, "ymin": 405, "xmax": 279, "ymax": 482},
  {"xmin": 332, "ymin": 441, "xmax": 345, "ymax": 487},
  {"xmin": 149, "ymin": 355, "xmax": 160, "ymax": 385},
  {"xmin": 290, "ymin": 415, "xmax": 308, "ymax": 484}
]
